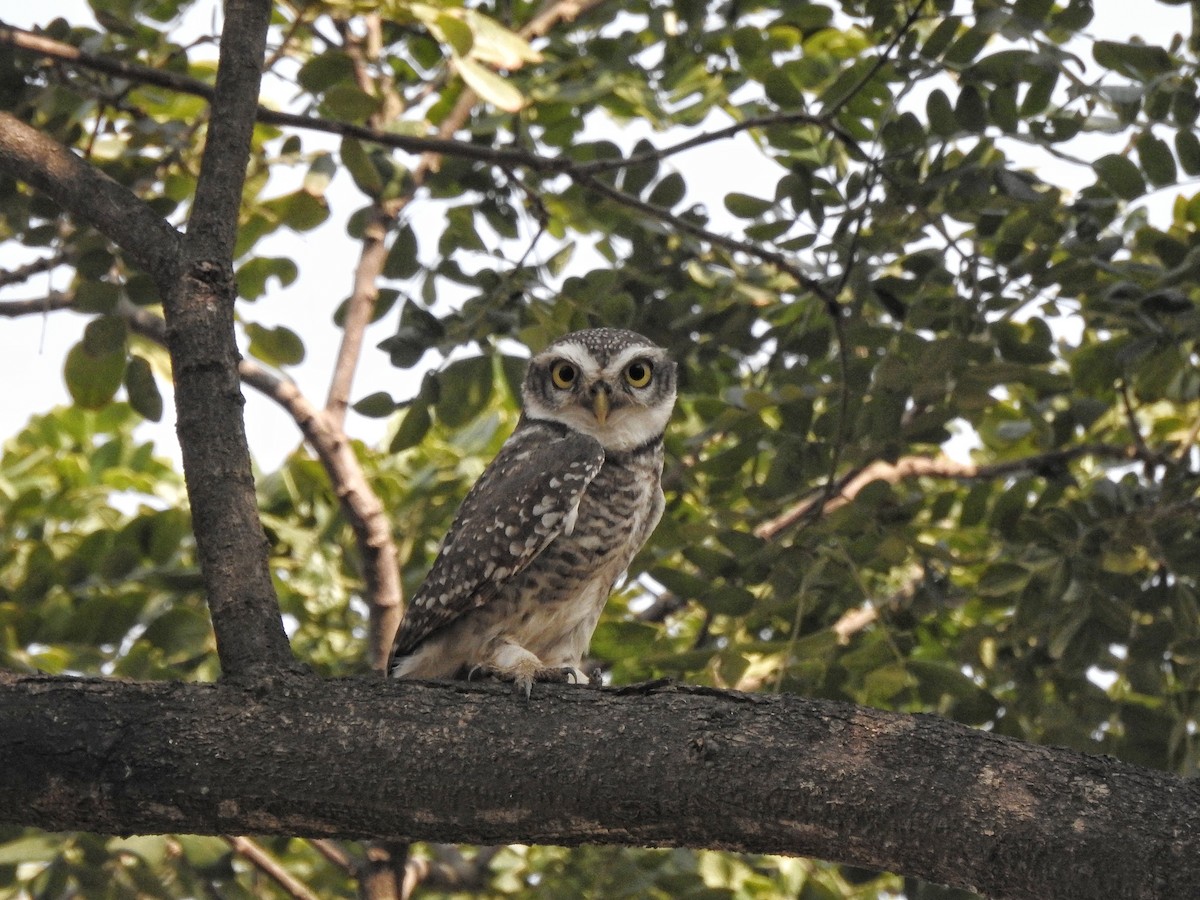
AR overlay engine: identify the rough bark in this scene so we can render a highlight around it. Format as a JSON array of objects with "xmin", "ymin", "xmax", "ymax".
[
  {"xmin": 0, "ymin": 674, "xmax": 1194, "ymax": 900},
  {"xmin": 162, "ymin": 0, "xmax": 294, "ymax": 675},
  {"xmin": 0, "ymin": 111, "xmax": 181, "ymax": 281}
]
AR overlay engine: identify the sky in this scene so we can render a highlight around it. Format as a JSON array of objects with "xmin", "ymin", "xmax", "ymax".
[{"xmin": 0, "ymin": 0, "xmax": 1194, "ymax": 472}]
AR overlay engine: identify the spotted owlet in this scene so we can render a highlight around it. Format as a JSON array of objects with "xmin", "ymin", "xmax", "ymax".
[{"xmin": 389, "ymin": 327, "xmax": 677, "ymax": 695}]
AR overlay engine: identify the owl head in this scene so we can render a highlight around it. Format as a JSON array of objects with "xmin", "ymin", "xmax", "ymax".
[{"xmin": 522, "ymin": 328, "xmax": 677, "ymax": 452}]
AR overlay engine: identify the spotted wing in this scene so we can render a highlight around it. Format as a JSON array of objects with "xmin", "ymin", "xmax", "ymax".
[{"xmin": 390, "ymin": 423, "xmax": 604, "ymax": 661}]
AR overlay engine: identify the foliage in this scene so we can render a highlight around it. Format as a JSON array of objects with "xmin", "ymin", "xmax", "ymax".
[{"xmin": 2, "ymin": 0, "xmax": 1200, "ymax": 896}]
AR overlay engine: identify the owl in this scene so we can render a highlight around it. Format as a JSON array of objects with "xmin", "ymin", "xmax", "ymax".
[{"xmin": 389, "ymin": 327, "xmax": 677, "ymax": 695}]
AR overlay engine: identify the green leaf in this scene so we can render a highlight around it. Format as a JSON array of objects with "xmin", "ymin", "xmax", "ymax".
[
  {"xmin": 319, "ymin": 84, "xmax": 382, "ymax": 122},
  {"xmin": 1020, "ymin": 67, "xmax": 1057, "ymax": 116},
  {"xmin": 1136, "ymin": 133, "xmax": 1177, "ymax": 187},
  {"xmin": 74, "ymin": 280, "xmax": 120, "ymax": 314},
  {"xmin": 434, "ymin": 13, "xmax": 474, "ymax": 56},
  {"xmin": 1093, "ymin": 153, "xmax": 1146, "ymax": 200},
  {"xmin": 1093, "ymin": 40, "xmax": 1173, "ymax": 81},
  {"xmin": 943, "ymin": 25, "xmax": 992, "ymax": 66},
  {"xmin": 455, "ymin": 57, "xmax": 525, "ymax": 112},
  {"xmin": 436, "ymin": 355, "xmax": 494, "ymax": 428},
  {"xmin": 353, "ymin": 391, "xmax": 397, "ymax": 418},
  {"xmin": 647, "ymin": 172, "xmax": 686, "ymax": 208},
  {"xmin": 1176, "ymin": 130, "xmax": 1200, "ymax": 175},
  {"xmin": 384, "ymin": 225, "xmax": 420, "ymax": 279},
  {"xmin": 341, "ymin": 137, "xmax": 384, "ymax": 198},
  {"xmin": 724, "ymin": 192, "xmax": 773, "ymax": 218},
  {"xmin": 978, "ymin": 561, "xmax": 1032, "ymax": 597},
  {"xmin": 389, "ymin": 401, "xmax": 432, "ymax": 451},
  {"xmin": 263, "ymin": 190, "xmax": 329, "ymax": 232},
  {"xmin": 297, "ymin": 51, "xmax": 356, "ymax": 92},
  {"xmin": 927, "ymin": 88, "xmax": 957, "ymax": 136},
  {"xmin": 65, "ymin": 341, "xmax": 126, "ymax": 410},
  {"xmin": 236, "ymin": 256, "xmax": 298, "ymax": 301},
  {"xmin": 245, "ymin": 323, "xmax": 306, "ymax": 367},
  {"xmin": 83, "ymin": 315, "xmax": 127, "ymax": 355},
  {"xmin": 0, "ymin": 835, "xmax": 63, "ymax": 865},
  {"xmin": 954, "ymin": 85, "xmax": 988, "ymax": 132},
  {"xmin": 124, "ymin": 355, "xmax": 163, "ymax": 422}
]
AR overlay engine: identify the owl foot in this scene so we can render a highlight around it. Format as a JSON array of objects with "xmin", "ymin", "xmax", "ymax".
[{"xmin": 467, "ymin": 663, "xmax": 593, "ymax": 697}]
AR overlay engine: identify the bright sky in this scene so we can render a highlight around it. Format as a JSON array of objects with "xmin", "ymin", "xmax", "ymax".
[{"xmin": 0, "ymin": 1, "xmax": 1193, "ymax": 471}]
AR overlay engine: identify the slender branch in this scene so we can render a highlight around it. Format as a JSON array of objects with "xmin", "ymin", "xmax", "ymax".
[
  {"xmin": 574, "ymin": 111, "xmax": 861, "ymax": 174},
  {"xmin": 754, "ymin": 444, "xmax": 1150, "ymax": 540},
  {"xmin": 0, "ymin": 292, "xmax": 75, "ymax": 316},
  {"xmin": 225, "ymin": 836, "xmax": 323, "ymax": 900},
  {"xmin": 2, "ymin": 16, "xmax": 846, "ymax": 318},
  {"xmin": 308, "ymin": 839, "xmax": 354, "ymax": 873},
  {"xmin": 0, "ymin": 22, "xmax": 557, "ymax": 170},
  {"xmin": 323, "ymin": 15, "xmax": 397, "ymax": 431},
  {"xmin": 0, "ymin": 111, "xmax": 181, "ymax": 284},
  {"xmin": 570, "ymin": 167, "xmax": 835, "ymax": 307},
  {"xmin": 0, "ymin": 253, "xmax": 67, "ymax": 289},
  {"xmin": 162, "ymin": 0, "xmax": 294, "ymax": 676}
]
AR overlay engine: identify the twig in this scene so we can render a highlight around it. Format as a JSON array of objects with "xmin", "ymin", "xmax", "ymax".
[
  {"xmin": 0, "ymin": 253, "xmax": 67, "ymax": 289},
  {"xmin": 573, "ymin": 111, "xmax": 861, "ymax": 174},
  {"xmin": 225, "ymin": 836, "xmax": 322, "ymax": 900},
  {"xmin": 308, "ymin": 839, "xmax": 354, "ymax": 873},
  {"xmin": 0, "ymin": 292, "xmax": 75, "ymax": 316}
]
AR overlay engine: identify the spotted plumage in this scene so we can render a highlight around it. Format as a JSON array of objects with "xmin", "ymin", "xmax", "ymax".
[{"xmin": 389, "ymin": 328, "xmax": 677, "ymax": 694}]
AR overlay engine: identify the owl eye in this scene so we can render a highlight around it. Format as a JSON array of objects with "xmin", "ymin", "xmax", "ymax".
[
  {"xmin": 550, "ymin": 360, "xmax": 577, "ymax": 389},
  {"xmin": 624, "ymin": 359, "xmax": 653, "ymax": 388}
]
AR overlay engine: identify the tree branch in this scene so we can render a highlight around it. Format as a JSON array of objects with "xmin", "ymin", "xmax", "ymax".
[
  {"xmin": 0, "ymin": 292, "xmax": 75, "ymax": 316},
  {"xmin": 162, "ymin": 0, "xmax": 293, "ymax": 676},
  {"xmin": 225, "ymin": 836, "xmax": 323, "ymax": 900},
  {"xmin": 123, "ymin": 305, "xmax": 403, "ymax": 674},
  {"xmin": 0, "ymin": 675, "xmax": 1195, "ymax": 900},
  {"xmin": 0, "ymin": 111, "xmax": 181, "ymax": 282},
  {"xmin": 0, "ymin": 252, "xmax": 68, "ymax": 289},
  {"xmin": 754, "ymin": 444, "xmax": 1150, "ymax": 540}
]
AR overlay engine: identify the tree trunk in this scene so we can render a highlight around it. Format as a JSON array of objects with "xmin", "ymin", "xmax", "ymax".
[{"xmin": 0, "ymin": 674, "xmax": 1194, "ymax": 900}]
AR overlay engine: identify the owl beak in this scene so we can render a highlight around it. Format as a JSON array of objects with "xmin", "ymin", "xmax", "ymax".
[{"xmin": 589, "ymin": 383, "xmax": 611, "ymax": 425}]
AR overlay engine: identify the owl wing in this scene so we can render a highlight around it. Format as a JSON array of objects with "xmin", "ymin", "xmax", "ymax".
[{"xmin": 390, "ymin": 423, "xmax": 605, "ymax": 660}]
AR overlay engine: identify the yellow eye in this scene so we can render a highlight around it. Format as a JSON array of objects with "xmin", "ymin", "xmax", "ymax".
[
  {"xmin": 551, "ymin": 360, "xmax": 577, "ymax": 389},
  {"xmin": 624, "ymin": 359, "xmax": 653, "ymax": 388}
]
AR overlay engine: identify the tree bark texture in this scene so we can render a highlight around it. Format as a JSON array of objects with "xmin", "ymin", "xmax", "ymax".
[
  {"xmin": 162, "ymin": 0, "xmax": 294, "ymax": 676},
  {"xmin": 0, "ymin": 675, "xmax": 1194, "ymax": 900}
]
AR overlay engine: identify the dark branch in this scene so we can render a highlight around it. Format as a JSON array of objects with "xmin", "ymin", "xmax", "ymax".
[
  {"xmin": 0, "ymin": 252, "xmax": 68, "ymax": 289},
  {"xmin": 123, "ymin": 305, "xmax": 402, "ymax": 674},
  {"xmin": 162, "ymin": 0, "xmax": 294, "ymax": 676},
  {"xmin": 0, "ymin": 111, "xmax": 181, "ymax": 284},
  {"xmin": 0, "ymin": 675, "xmax": 1195, "ymax": 900},
  {"xmin": 0, "ymin": 292, "xmax": 75, "ymax": 316}
]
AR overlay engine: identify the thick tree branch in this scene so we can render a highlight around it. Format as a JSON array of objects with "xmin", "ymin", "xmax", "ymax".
[
  {"xmin": 162, "ymin": 0, "xmax": 293, "ymax": 676},
  {"xmin": 0, "ymin": 675, "xmax": 1195, "ymax": 900},
  {"xmin": 0, "ymin": 111, "xmax": 181, "ymax": 281}
]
